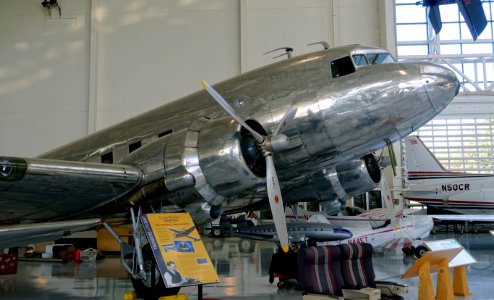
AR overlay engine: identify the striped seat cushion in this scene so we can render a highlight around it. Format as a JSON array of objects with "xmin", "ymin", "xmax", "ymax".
[
  {"xmin": 338, "ymin": 243, "xmax": 376, "ymax": 289},
  {"xmin": 297, "ymin": 245, "xmax": 344, "ymax": 296}
]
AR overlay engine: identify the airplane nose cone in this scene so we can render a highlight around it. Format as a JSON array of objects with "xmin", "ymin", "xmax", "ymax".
[
  {"xmin": 333, "ymin": 228, "xmax": 353, "ymax": 240},
  {"xmin": 421, "ymin": 63, "xmax": 460, "ymax": 112}
]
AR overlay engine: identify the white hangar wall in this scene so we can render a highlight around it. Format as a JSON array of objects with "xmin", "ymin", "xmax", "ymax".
[
  {"xmin": 0, "ymin": 0, "xmax": 90, "ymax": 157},
  {"xmin": 0, "ymin": 0, "xmax": 396, "ymax": 157}
]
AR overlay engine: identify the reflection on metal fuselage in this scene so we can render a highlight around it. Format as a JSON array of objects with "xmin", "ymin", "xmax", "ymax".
[{"xmin": 23, "ymin": 44, "xmax": 459, "ymax": 222}]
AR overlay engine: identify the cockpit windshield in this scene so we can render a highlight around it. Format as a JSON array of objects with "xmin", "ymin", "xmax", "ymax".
[
  {"xmin": 351, "ymin": 52, "xmax": 395, "ymax": 67},
  {"xmin": 330, "ymin": 51, "xmax": 396, "ymax": 79},
  {"xmin": 366, "ymin": 53, "xmax": 395, "ymax": 65}
]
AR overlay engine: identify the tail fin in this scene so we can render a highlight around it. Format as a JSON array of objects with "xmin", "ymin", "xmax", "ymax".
[{"xmin": 404, "ymin": 135, "xmax": 447, "ymax": 172}]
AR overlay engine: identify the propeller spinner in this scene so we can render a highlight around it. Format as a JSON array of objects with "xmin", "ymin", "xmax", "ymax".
[{"xmin": 201, "ymin": 80, "xmax": 296, "ymax": 252}]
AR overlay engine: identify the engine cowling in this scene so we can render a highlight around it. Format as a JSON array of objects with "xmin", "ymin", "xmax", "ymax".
[
  {"xmin": 196, "ymin": 117, "xmax": 265, "ymax": 196},
  {"xmin": 283, "ymin": 154, "xmax": 381, "ymax": 215},
  {"xmin": 159, "ymin": 117, "xmax": 266, "ymax": 223}
]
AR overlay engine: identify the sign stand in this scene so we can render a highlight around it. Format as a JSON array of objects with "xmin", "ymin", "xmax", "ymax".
[
  {"xmin": 453, "ymin": 266, "xmax": 471, "ymax": 296},
  {"xmin": 417, "ymin": 261, "xmax": 434, "ymax": 300},
  {"xmin": 423, "ymin": 238, "xmax": 476, "ymax": 297},
  {"xmin": 198, "ymin": 284, "xmax": 203, "ymax": 300},
  {"xmin": 402, "ymin": 247, "xmax": 462, "ymax": 300},
  {"xmin": 140, "ymin": 213, "xmax": 219, "ymax": 295},
  {"xmin": 436, "ymin": 259, "xmax": 454, "ymax": 300}
]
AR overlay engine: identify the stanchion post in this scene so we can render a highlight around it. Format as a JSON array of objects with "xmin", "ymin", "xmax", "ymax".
[
  {"xmin": 436, "ymin": 259, "xmax": 454, "ymax": 300},
  {"xmin": 453, "ymin": 266, "xmax": 471, "ymax": 296},
  {"xmin": 418, "ymin": 261, "xmax": 435, "ymax": 300}
]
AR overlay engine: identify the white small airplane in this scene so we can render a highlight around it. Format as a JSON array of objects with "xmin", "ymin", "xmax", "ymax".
[
  {"xmin": 323, "ymin": 211, "xmax": 433, "ymax": 256},
  {"xmin": 287, "ymin": 204, "xmax": 433, "ymax": 257},
  {"xmin": 402, "ymin": 135, "xmax": 494, "ymax": 216}
]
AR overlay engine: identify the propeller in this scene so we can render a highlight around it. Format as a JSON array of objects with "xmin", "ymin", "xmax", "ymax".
[{"xmin": 201, "ymin": 80, "xmax": 296, "ymax": 252}]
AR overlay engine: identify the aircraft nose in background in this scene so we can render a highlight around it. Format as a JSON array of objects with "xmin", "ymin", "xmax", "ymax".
[{"xmin": 421, "ymin": 63, "xmax": 460, "ymax": 112}]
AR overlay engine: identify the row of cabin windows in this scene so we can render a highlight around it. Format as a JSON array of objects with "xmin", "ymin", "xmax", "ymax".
[
  {"xmin": 100, "ymin": 130, "xmax": 172, "ymax": 164},
  {"xmin": 99, "ymin": 53, "xmax": 395, "ymax": 163},
  {"xmin": 330, "ymin": 53, "xmax": 395, "ymax": 78},
  {"xmin": 250, "ymin": 227, "xmax": 327, "ymax": 233}
]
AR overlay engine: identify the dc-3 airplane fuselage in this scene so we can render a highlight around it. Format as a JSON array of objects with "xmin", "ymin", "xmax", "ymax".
[{"xmin": 0, "ymin": 45, "xmax": 459, "ymax": 247}]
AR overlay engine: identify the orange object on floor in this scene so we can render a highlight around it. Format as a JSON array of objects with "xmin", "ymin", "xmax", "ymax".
[{"xmin": 453, "ymin": 266, "xmax": 472, "ymax": 296}]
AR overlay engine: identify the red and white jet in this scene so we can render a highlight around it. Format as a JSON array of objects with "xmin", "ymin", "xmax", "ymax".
[{"xmin": 402, "ymin": 135, "xmax": 494, "ymax": 215}]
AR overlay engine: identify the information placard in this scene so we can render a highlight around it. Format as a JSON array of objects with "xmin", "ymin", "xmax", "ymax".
[
  {"xmin": 141, "ymin": 213, "xmax": 219, "ymax": 288},
  {"xmin": 424, "ymin": 239, "xmax": 477, "ymax": 268}
]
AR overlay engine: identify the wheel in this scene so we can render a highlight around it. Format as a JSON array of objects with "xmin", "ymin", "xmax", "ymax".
[
  {"xmin": 131, "ymin": 244, "xmax": 180, "ymax": 300},
  {"xmin": 414, "ymin": 245, "xmax": 428, "ymax": 258},
  {"xmin": 401, "ymin": 247, "xmax": 413, "ymax": 256},
  {"xmin": 212, "ymin": 228, "xmax": 222, "ymax": 237}
]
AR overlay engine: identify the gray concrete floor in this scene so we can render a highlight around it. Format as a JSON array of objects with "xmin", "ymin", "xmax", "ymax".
[{"xmin": 1, "ymin": 233, "xmax": 493, "ymax": 299}]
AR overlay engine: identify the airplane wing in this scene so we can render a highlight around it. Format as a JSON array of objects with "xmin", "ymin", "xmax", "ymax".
[
  {"xmin": 0, "ymin": 157, "xmax": 142, "ymax": 223},
  {"xmin": 431, "ymin": 215, "xmax": 494, "ymax": 222},
  {"xmin": 0, "ymin": 218, "xmax": 102, "ymax": 249}
]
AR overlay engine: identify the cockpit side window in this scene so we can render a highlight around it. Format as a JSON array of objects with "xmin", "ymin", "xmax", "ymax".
[
  {"xmin": 366, "ymin": 53, "xmax": 395, "ymax": 65},
  {"xmin": 352, "ymin": 54, "xmax": 368, "ymax": 67},
  {"xmin": 330, "ymin": 56, "xmax": 355, "ymax": 78}
]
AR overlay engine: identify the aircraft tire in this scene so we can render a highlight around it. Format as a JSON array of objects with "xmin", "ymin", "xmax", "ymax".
[
  {"xmin": 131, "ymin": 244, "xmax": 180, "ymax": 300},
  {"xmin": 212, "ymin": 228, "xmax": 222, "ymax": 237},
  {"xmin": 401, "ymin": 247, "xmax": 413, "ymax": 256},
  {"xmin": 414, "ymin": 245, "xmax": 428, "ymax": 258}
]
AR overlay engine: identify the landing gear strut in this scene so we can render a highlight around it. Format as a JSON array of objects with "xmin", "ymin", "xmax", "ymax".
[{"xmin": 103, "ymin": 207, "xmax": 179, "ymax": 300}]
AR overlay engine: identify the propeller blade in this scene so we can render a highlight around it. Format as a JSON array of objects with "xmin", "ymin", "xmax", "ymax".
[
  {"xmin": 265, "ymin": 155, "xmax": 290, "ymax": 252},
  {"xmin": 381, "ymin": 169, "xmax": 397, "ymax": 227},
  {"xmin": 274, "ymin": 106, "xmax": 297, "ymax": 135},
  {"xmin": 201, "ymin": 80, "xmax": 264, "ymax": 144}
]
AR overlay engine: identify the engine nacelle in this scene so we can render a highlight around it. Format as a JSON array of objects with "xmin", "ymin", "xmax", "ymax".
[
  {"xmin": 284, "ymin": 154, "xmax": 381, "ymax": 215},
  {"xmin": 161, "ymin": 117, "xmax": 265, "ymax": 214},
  {"xmin": 196, "ymin": 117, "xmax": 265, "ymax": 196},
  {"xmin": 122, "ymin": 116, "xmax": 266, "ymax": 224}
]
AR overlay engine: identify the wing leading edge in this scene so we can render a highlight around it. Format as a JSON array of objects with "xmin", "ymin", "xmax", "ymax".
[
  {"xmin": 0, "ymin": 157, "xmax": 142, "ymax": 223},
  {"xmin": 0, "ymin": 218, "xmax": 103, "ymax": 249}
]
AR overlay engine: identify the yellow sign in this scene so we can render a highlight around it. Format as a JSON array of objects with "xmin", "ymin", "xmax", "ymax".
[{"xmin": 141, "ymin": 213, "xmax": 219, "ymax": 288}]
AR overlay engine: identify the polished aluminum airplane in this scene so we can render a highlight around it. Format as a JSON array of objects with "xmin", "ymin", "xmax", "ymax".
[
  {"xmin": 232, "ymin": 215, "xmax": 353, "ymax": 245},
  {"xmin": 0, "ymin": 44, "xmax": 458, "ymax": 254},
  {"xmin": 402, "ymin": 135, "xmax": 494, "ymax": 216}
]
